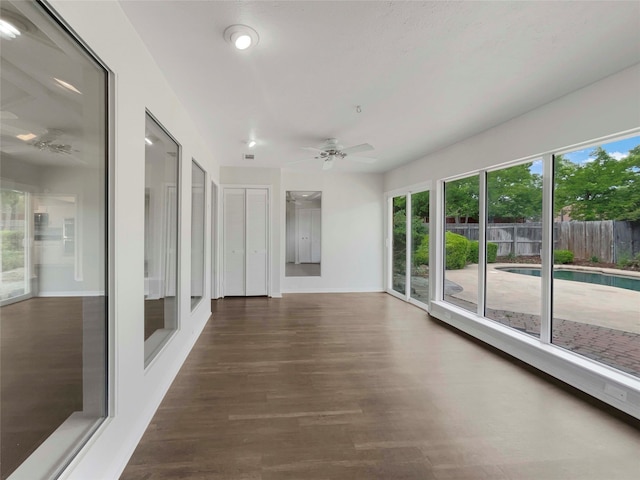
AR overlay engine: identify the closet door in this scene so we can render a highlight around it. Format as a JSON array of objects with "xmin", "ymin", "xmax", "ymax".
[
  {"xmin": 297, "ymin": 209, "xmax": 312, "ymax": 263},
  {"xmin": 311, "ymin": 208, "xmax": 321, "ymax": 263},
  {"xmin": 223, "ymin": 189, "xmax": 245, "ymax": 296},
  {"xmin": 246, "ymin": 189, "xmax": 268, "ymax": 295}
]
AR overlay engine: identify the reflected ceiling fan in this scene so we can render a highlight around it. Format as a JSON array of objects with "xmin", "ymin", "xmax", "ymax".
[{"xmin": 294, "ymin": 138, "xmax": 377, "ymax": 170}]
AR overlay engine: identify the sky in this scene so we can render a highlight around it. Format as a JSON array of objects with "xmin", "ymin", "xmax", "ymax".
[{"xmin": 528, "ymin": 135, "xmax": 639, "ymax": 175}]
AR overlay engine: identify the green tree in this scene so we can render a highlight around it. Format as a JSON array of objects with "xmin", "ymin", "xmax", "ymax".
[
  {"xmin": 445, "ymin": 176, "xmax": 479, "ymax": 223},
  {"xmin": 554, "ymin": 147, "xmax": 640, "ymax": 221},
  {"xmin": 487, "ymin": 163, "xmax": 542, "ymax": 222}
]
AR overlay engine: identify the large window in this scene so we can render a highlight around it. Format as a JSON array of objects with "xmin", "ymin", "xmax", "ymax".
[
  {"xmin": 144, "ymin": 112, "xmax": 179, "ymax": 364},
  {"xmin": 553, "ymin": 137, "xmax": 640, "ymax": 377},
  {"xmin": 191, "ymin": 160, "xmax": 206, "ymax": 309},
  {"xmin": 0, "ymin": 0, "xmax": 108, "ymax": 477},
  {"xmin": 485, "ymin": 160, "xmax": 543, "ymax": 337},
  {"xmin": 443, "ymin": 175, "xmax": 479, "ymax": 313}
]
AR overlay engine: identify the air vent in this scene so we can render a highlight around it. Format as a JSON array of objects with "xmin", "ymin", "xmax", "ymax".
[{"xmin": 243, "ymin": 153, "xmax": 255, "ymax": 161}]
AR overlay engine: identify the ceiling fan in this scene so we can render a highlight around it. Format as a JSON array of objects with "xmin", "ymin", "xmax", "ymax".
[{"xmin": 296, "ymin": 138, "xmax": 377, "ymax": 170}]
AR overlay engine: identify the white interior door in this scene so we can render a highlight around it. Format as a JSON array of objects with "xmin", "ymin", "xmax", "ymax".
[
  {"xmin": 311, "ymin": 208, "xmax": 321, "ymax": 263},
  {"xmin": 223, "ymin": 188, "xmax": 245, "ymax": 296},
  {"xmin": 246, "ymin": 188, "xmax": 268, "ymax": 296},
  {"xmin": 297, "ymin": 209, "xmax": 312, "ymax": 263}
]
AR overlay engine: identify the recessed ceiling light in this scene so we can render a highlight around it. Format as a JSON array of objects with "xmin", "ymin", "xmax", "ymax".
[
  {"xmin": 224, "ymin": 25, "xmax": 259, "ymax": 51},
  {"xmin": 145, "ymin": 137, "xmax": 153, "ymax": 145},
  {"xmin": 54, "ymin": 77, "xmax": 82, "ymax": 94},
  {"xmin": 0, "ymin": 19, "xmax": 20, "ymax": 39},
  {"xmin": 17, "ymin": 133, "xmax": 37, "ymax": 141},
  {"xmin": 247, "ymin": 140, "xmax": 257, "ymax": 148}
]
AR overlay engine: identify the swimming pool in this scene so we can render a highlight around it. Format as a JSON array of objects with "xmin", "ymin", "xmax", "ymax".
[{"xmin": 500, "ymin": 267, "xmax": 640, "ymax": 292}]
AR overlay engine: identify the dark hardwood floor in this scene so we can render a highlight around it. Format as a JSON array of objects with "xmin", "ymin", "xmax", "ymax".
[
  {"xmin": 121, "ymin": 293, "xmax": 640, "ymax": 480},
  {"xmin": 1, "ymin": 297, "xmax": 83, "ymax": 479}
]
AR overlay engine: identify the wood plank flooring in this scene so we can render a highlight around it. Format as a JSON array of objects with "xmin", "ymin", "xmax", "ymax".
[
  {"xmin": 1, "ymin": 297, "xmax": 83, "ymax": 479},
  {"xmin": 121, "ymin": 293, "xmax": 640, "ymax": 480}
]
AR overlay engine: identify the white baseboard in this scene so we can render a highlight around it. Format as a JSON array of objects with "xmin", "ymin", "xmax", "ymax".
[
  {"xmin": 37, "ymin": 291, "xmax": 105, "ymax": 297},
  {"xmin": 281, "ymin": 287, "xmax": 384, "ymax": 294}
]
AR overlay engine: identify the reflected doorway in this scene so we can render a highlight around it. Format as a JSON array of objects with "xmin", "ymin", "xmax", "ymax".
[{"xmin": 286, "ymin": 191, "xmax": 321, "ymax": 277}]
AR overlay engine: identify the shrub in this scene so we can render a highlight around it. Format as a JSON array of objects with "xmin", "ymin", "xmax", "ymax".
[
  {"xmin": 467, "ymin": 240, "xmax": 498, "ymax": 264},
  {"xmin": 414, "ymin": 234, "xmax": 429, "ymax": 266},
  {"xmin": 445, "ymin": 232, "xmax": 469, "ymax": 270},
  {"xmin": 554, "ymin": 249, "xmax": 574, "ymax": 264}
]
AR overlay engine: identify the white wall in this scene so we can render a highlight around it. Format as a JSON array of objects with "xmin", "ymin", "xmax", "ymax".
[
  {"xmin": 282, "ymin": 171, "xmax": 385, "ymax": 293},
  {"xmin": 42, "ymin": 1, "xmax": 219, "ymax": 479},
  {"xmin": 385, "ymin": 63, "xmax": 640, "ymax": 192}
]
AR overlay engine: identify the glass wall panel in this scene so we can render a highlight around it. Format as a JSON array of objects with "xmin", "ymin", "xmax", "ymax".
[
  {"xmin": 144, "ymin": 113, "xmax": 179, "ymax": 363},
  {"xmin": 0, "ymin": 0, "xmax": 107, "ymax": 476},
  {"xmin": 409, "ymin": 190, "xmax": 430, "ymax": 304},
  {"xmin": 443, "ymin": 175, "xmax": 479, "ymax": 312},
  {"xmin": 553, "ymin": 136, "xmax": 640, "ymax": 377},
  {"xmin": 191, "ymin": 161, "xmax": 205, "ymax": 309},
  {"xmin": 486, "ymin": 161, "xmax": 543, "ymax": 337},
  {"xmin": 392, "ymin": 195, "xmax": 406, "ymax": 294}
]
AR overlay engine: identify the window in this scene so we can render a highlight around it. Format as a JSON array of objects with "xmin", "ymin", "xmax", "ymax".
[
  {"xmin": 144, "ymin": 112, "xmax": 179, "ymax": 364},
  {"xmin": 553, "ymin": 136, "xmax": 640, "ymax": 377},
  {"xmin": 443, "ymin": 175, "xmax": 479, "ymax": 312},
  {"xmin": 0, "ymin": 0, "xmax": 108, "ymax": 476},
  {"xmin": 191, "ymin": 160, "xmax": 206, "ymax": 309},
  {"xmin": 485, "ymin": 160, "xmax": 543, "ymax": 337}
]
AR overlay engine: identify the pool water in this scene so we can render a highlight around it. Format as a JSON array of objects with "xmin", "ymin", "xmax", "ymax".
[{"xmin": 501, "ymin": 268, "xmax": 640, "ymax": 292}]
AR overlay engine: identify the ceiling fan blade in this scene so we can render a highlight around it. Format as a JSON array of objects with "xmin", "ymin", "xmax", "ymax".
[
  {"xmin": 322, "ymin": 158, "xmax": 334, "ymax": 170},
  {"xmin": 341, "ymin": 143, "xmax": 374, "ymax": 156},
  {"xmin": 345, "ymin": 156, "xmax": 377, "ymax": 164},
  {"xmin": 302, "ymin": 146, "xmax": 324, "ymax": 153}
]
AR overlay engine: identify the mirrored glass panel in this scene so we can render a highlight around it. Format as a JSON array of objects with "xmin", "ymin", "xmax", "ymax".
[
  {"xmin": 409, "ymin": 190, "xmax": 430, "ymax": 304},
  {"xmin": 486, "ymin": 160, "xmax": 543, "ymax": 337},
  {"xmin": 553, "ymin": 136, "xmax": 640, "ymax": 377},
  {"xmin": 144, "ymin": 113, "xmax": 179, "ymax": 363},
  {"xmin": 443, "ymin": 175, "xmax": 479, "ymax": 312},
  {"xmin": 0, "ymin": 0, "xmax": 107, "ymax": 476},
  {"xmin": 285, "ymin": 191, "xmax": 321, "ymax": 277},
  {"xmin": 191, "ymin": 160, "xmax": 205, "ymax": 309}
]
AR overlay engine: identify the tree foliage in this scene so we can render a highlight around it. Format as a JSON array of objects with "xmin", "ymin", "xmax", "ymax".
[
  {"xmin": 554, "ymin": 146, "xmax": 640, "ymax": 221},
  {"xmin": 445, "ymin": 176, "xmax": 479, "ymax": 223},
  {"xmin": 487, "ymin": 163, "xmax": 542, "ymax": 221}
]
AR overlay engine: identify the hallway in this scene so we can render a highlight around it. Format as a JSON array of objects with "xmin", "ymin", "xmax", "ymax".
[{"xmin": 121, "ymin": 293, "xmax": 640, "ymax": 479}]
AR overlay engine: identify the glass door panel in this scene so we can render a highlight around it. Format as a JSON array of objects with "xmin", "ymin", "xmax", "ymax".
[{"xmin": 409, "ymin": 190, "xmax": 430, "ymax": 304}]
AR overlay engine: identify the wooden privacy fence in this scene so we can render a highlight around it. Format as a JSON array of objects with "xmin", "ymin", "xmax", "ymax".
[{"xmin": 440, "ymin": 221, "xmax": 640, "ymax": 263}]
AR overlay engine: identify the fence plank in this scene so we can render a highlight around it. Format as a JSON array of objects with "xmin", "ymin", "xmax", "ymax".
[{"xmin": 441, "ymin": 220, "xmax": 639, "ymax": 261}]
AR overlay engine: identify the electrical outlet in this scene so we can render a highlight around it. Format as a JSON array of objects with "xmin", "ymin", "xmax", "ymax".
[{"xmin": 604, "ymin": 383, "xmax": 627, "ymax": 402}]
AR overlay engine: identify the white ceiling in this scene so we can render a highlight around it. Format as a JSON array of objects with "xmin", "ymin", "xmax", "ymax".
[{"xmin": 119, "ymin": 1, "xmax": 640, "ymax": 173}]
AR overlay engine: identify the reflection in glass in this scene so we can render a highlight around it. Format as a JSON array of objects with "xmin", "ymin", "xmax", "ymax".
[
  {"xmin": 191, "ymin": 161, "xmax": 206, "ymax": 309},
  {"xmin": 443, "ymin": 175, "xmax": 479, "ymax": 312},
  {"xmin": 410, "ymin": 190, "xmax": 430, "ymax": 304},
  {"xmin": 144, "ymin": 113, "xmax": 179, "ymax": 363},
  {"xmin": 486, "ymin": 161, "xmax": 542, "ymax": 337},
  {"xmin": 553, "ymin": 137, "xmax": 640, "ymax": 377},
  {"xmin": 392, "ymin": 195, "xmax": 406, "ymax": 294},
  {"xmin": 285, "ymin": 191, "xmax": 321, "ymax": 277},
  {"xmin": 0, "ymin": 0, "xmax": 107, "ymax": 476}
]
